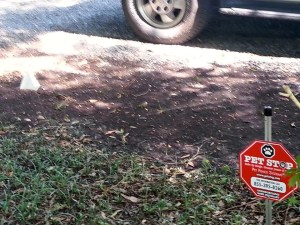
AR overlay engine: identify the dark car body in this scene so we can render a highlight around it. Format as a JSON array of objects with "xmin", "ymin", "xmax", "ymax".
[
  {"xmin": 122, "ymin": 0, "xmax": 300, "ymax": 44},
  {"xmin": 219, "ymin": 0, "xmax": 300, "ymax": 20}
]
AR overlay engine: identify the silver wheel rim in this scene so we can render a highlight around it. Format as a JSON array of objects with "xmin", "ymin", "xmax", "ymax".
[{"xmin": 136, "ymin": 0, "xmax": 187, "ymax": 29}]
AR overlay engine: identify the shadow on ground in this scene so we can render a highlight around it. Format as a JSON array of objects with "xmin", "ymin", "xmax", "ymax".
[
  {"xmin": 1, "ymin": 57, "xmax": 299, "ymax": 166},
  {"xmin": 189, "ymin": 15, "xmax": 300, "ymax": 57}
]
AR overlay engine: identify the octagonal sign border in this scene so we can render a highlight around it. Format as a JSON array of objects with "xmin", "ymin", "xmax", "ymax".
[{"xmin": 239, "ymin": 140, "xmax": 298, "ymax": 201}]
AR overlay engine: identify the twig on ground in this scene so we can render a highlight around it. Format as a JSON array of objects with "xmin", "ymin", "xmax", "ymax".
[
  {"xmin": 279, "ymin": 85, "xmax": 300, "ymax": 109},
  {"xmin": 133, "ymin": 88, "xmax": 150, "ymax": 97},
  {"xmin": 284, "ymin": 205, "xmax": 290, "ymax": 225}
]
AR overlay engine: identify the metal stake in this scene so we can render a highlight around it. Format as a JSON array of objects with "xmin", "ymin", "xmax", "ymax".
[{"xmin": 264, "ymin": 106, "xmax": 272, "ymax": 225}]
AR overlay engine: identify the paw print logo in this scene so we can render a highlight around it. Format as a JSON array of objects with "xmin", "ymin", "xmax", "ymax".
[{"xmin": 261, "ymin": 144, "xmax": 275, "ymax": 158}]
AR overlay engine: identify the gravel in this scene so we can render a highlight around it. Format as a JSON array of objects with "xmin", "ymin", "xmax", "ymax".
[
  {"xmin": 0, "ymin": 0, "xmax": 133, "ymax": 48},
  {"xmin": 0, "ymin": 0, "xmax": 299, "ymax": 76}
]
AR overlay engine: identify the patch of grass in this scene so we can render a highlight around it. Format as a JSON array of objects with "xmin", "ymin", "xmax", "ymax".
[{"xmin": 0, "ymin": 123, "xmax": 299, "ymax": 225}]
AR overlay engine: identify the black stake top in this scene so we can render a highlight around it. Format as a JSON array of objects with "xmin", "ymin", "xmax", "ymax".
[{"xmin": 264, "ymin": 106, "xmax": 272, "ymax": 117}]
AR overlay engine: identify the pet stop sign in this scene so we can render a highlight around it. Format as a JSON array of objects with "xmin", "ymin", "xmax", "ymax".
[{"xmin": 239, "ymin": 140, "xmax": 297, "ymax": 201}]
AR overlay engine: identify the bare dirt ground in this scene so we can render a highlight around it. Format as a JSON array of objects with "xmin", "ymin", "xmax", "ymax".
[
  {"xmin": 0, "ymin": 0, "xmax": 300, "ymax": 167},
  {"xmin": 0, "ymin": 29, "xmax": 300, "ymax": 169}
]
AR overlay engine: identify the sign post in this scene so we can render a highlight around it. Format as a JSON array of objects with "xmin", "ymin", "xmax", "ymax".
[
  {"xmin": 239, "ymin": 106, "xmax": 298, "ymax": 224},
  {"xmin": 264, "ymin": 106, "xmax": 272, "ymax": 225}
]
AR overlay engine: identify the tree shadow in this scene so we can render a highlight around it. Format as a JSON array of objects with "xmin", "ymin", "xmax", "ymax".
[{"xmin": 1, "ymin": 56, "xmax": 299, "ymax": 166}]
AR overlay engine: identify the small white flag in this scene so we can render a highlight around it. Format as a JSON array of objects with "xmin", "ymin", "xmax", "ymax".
[{"xmin": 20, "ymin": 72, "xmax": 41, "ymax": 91}]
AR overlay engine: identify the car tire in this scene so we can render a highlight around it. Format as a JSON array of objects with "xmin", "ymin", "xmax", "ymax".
[{"xmin": 122, "ymin": 0, "xmax": 211, "ymax": 44}]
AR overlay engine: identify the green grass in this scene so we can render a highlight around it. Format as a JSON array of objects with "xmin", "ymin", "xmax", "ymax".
[{"xmin": 0, "ymin": 123, "xmax": 299, "ymax": 225}]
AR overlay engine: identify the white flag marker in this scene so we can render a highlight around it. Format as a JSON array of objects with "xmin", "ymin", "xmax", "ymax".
[{"xmin": 20, "ymin": 72, "xmax": 41, "ymax": 91}]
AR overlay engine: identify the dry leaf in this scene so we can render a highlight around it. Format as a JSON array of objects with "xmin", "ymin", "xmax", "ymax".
[
  {"xmin": 51, "ymin": 203, "xmax": 67, "ymax": 211},
  {"xmin": 7, "ymin": 171, "xmax": 14, "ymax": 177},
  {"xmin": 71, "ymin": 120, "xmax": 80, "ymax": 125},
  {"xmin": 180, "ymin": 154, "xmax": 191, "ymax": 159},
  {"xmin": 82, "ymin": 138, "xmax": 92, "ymax": 143},
  {"xmin": 79, "ymin": 135, "xmax": 88, "ymax": 141},
  {"xmin": 156, "ymin": 109, "xmax": 165, "ymax": 115},
  {"xmin": 0, "ymin": 131, "xmax": 7, "ymax": 135},
  {"xmin": 37, "ymin": 115, "xmax": 45, "ymax": 120},
  {"xmin": 218, "ymin": 200, "xmax": 225, "ymax": 208},
  {"xmin": 89, "ymin": 172, "xmax": 96, "ymax": 177},
  {"xmin": 184, "ymin": 173, "xmax": 192, "ymax": 178},
  {"xmin": 163, "ymin": 166, "xmax": 171, "ymax": 174},
  {"xmin": 175, "ymin": 202, "xmax": 182, "ymax": 207},
  {"xmin": 50, "ymin": 216, "xmax": 65, "ymax": 222},
  {"xmin": 56, "ymin": 101, "xmax": 66, "ymax": 110},
  {"xmin": 250, "ymin": 203, "xmax": 257, "ymax": 210},
  {"xmin": 59, "ymin": 140, "xmax": 70, "ymax": 147},
  {"xmin": 289, "ymin": 218, "xmax": 300, "ymax": 223},
  {"xmin": 112, "ymin": 187, "xmax": 127, "ymax": 194},
  {"xmin": 186, "ymin": 161, "xmax": 195, "ymax": 168},
  {"xmin": 138, "ymin": 101, "xmax": 148, "ymax": 108},
  {"xmin": 89, "ymin": 99, "xmax": 98, "ymax": 103},
  {"xmin": 105, "ymin": 130, "xmax": 117, "ymax": 135},
  {"xmin": 255, "ymin": 216, "xmax": 264, "ymax": 223},
  {"xmin": 44, "ymin": 135, "xmax": 56, "ymax": 141},
  {"xmin": 121, "ymin": 194, "xmax": 140, "ymax": 203},
  {"xmin": 13, "ymin": 188, "xmax": 24, "ymax": 193},
  {"xmin": 175, "ymin": 167, "xmax": 186, "ymax": 175},
  {"xmin": 168, "ymin": 177, "xmax": 177, "ymax": 184},
  {"xmin": 110, "ymin": 210, "xmax": 122, "ymax": 218},
  {"xmin": 101, "ymin": 212, "xmax": 107, "ymax": 219},
  {"xmin": 47, "ymin": 166, "xmax": 56, "ymax": 171},
  {"xmin": 64, "ymin": 116, "xmax": 71, "ymax": 123}
]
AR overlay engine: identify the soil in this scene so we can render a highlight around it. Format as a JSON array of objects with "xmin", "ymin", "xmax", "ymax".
[{"xmin": 0, "ymin": 37, "xmax": 299, "ymax": 168}]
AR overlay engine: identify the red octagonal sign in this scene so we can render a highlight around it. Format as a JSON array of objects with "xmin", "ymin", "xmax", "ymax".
[{"xmin": 240, "ymin": 140, "xmax": 298, "ymax": 201}]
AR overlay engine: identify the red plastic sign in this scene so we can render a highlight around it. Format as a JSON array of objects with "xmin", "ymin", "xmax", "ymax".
[{"xmin": 240, "ymin": 140, "xmax": 298, "ymax": 201}]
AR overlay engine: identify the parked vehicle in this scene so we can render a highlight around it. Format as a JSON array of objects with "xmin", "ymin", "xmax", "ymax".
[{"xmin": 122, "ymin": 0, "xmax": 300, "ymax": 44}]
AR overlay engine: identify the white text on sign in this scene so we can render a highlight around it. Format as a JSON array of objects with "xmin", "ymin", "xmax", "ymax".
[{"xmin": 244, "ymin": 155, "xmax": 293, "ymax": 169}]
